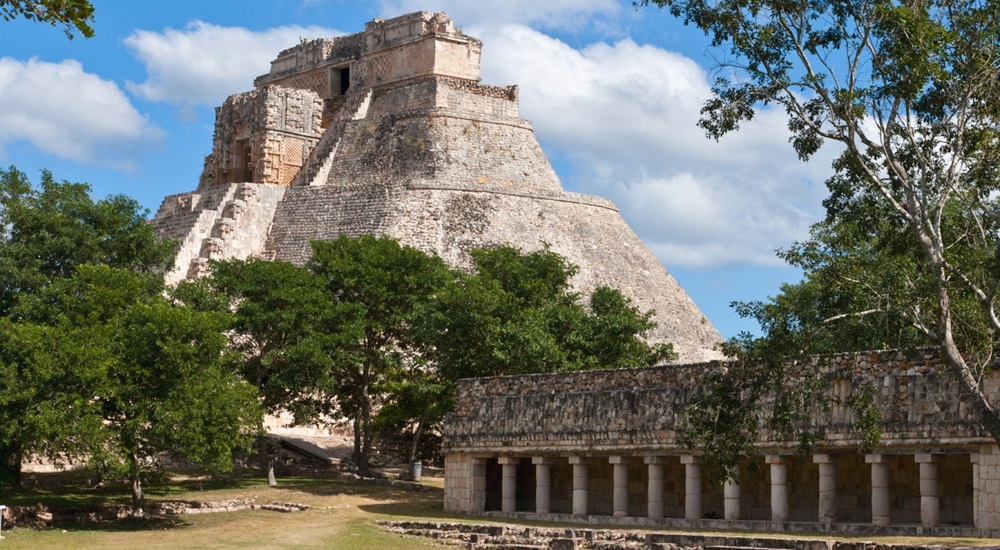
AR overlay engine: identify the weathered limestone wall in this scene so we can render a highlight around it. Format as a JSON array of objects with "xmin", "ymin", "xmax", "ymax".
[
  {"xmin": 199, "ymin": 87, "xmax": 323, "ymax": 189},
  {"xmin": 151, "ymin": 183, "xmax": 286, "ymax": 285},
  {"xmin": 446, "ymin": 349, "xmax": 999, "ymax": 454},
  {"xmin": 443, "ymin": 349, "xmax": 998, "ymax": 534},
  {"xmin": 975, "ymin": 447, "xmax": 1000, "ymax": 530}
]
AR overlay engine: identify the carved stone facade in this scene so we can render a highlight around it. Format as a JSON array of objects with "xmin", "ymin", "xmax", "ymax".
[
  {"xmin": 150, "ymin": 11, "xmax": 723, "ymax": 362},
  {"xmin": 442, "ymin": 349, "xmax": 1000, "ymax": 536}
]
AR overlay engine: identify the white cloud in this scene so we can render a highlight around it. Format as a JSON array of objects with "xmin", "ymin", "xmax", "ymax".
[
  {"xmin": 0, "ymin": 57, "xmax": 161, "ymax": 169},
  {"xmin": 474, "ymin": 24, "xmax": 834, "ymax": 267},
  {"xmin": 378, "ymin": 0, "xmax": 619, "ymax": 29},
  {"xmin": 124, "ymin": 21, "xmax": 341, "ymax": 106}
]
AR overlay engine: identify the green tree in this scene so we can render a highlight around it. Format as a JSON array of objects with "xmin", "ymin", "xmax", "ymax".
[
  {"xmin": 204, "ymin": 258, "xmax": 338, "ymax": 484},
  {"xmin": 0, "ymin": 0, "xmax": 94, "ymax": 38},
  {"xmin": 0, "ymin": 166, "xmax": 173, "ymax": 317},
  {"xmin": 0, "ymin": 166, "xmax": 174, "ymax": 486},
  {"xmin": 7, "ymin": 266, "xmax": 261, "ymax": 516},
  {"xmin": 639, "ymin": 0, "xmax": 1000, "ymax": 466},
  {"xmin": 423, "ymin": 245, "xmax": 674, "ymax": 382},
  {"xmin": 308, "ymin": 235, "xmax": 453, "ymax": 474}
]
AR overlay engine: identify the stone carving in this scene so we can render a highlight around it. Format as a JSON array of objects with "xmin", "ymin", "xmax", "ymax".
[
  {"xmin": 223, "ymin": 200, "xmax": 247, "ymax": 219},
  {"xmin": 212, "ymin": 218, "xmax": 236, "ymax": 241},
  {"xmin": 199, "ymin": 238, "xmax": 225, "ymax": 259}
]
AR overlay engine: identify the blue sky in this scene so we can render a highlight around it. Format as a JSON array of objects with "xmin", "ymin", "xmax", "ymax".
[{"xmin": 0, "ymin": 0, "xmax": 837, "ymax": 338}]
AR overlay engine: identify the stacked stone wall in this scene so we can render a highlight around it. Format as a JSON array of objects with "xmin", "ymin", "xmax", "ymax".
[
  {"xmin": 152, "ymin": 183, "xmax": 286, "ymax": 285},
  {"xmin": 444, "ymin": 349, "xmax": 1000, "ymax": 455},
  {"xmin": 255, "ymin": 34, "xmax": 366, "ymax": 89}
]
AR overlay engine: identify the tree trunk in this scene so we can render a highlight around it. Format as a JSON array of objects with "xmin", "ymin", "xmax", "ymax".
[
  {"xmin": 359, "ymin": 398, "xmax": 372, "ymax": 476},
  {"xmin": 934, "ymin": 285, "xmax": 1000, "ymax": 445},
  {"xmin": 0, "ymin": 444, "xmax": 23, "ymax": 488},
  {"xmin": 407, "ymin": 408, "xmax": 429, "ymax": 465},
  {"xmin": 131, "ymin": 474, "xmax": 145, "ymax": 518},
  {"xmin": 352, "ymin": 416, "xmax": 361, "ymax": 472}
]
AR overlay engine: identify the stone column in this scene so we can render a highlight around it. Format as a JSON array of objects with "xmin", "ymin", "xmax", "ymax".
[
  {"xmin": 533, "ymin": 457, "xmax": 555, "ymax": 514},
  {"xmin": 569, "ymin": 456, "xmax": 589, "ymax": 516},
  {"xmin": 915, "ymin": 453, "xmax": 940, "ymax": 528},
  {"xmin": 681, "ymin": 455, "xmax": 702, "ymax": 520},
  {"xmin": 499, "ymin": 457, "xmax": 518, "ymax": 513},
  {"xmin": 645, "ymin": 456, "xmax": 666, "ymax": 519},
  {"xmin": 724, "ymin": 480, "xmax": 741, "ymax": 520},
  {"xmin": 971, "ymin": 452, "xmax": 981, "ymax": 529},
  {"xmin": 813, "ymin": 454, "xmax": 836, "ymax": 524},
  {"xmin": 767, "ymin": 455, "xmax": 789, "ymax": 522},
  {"xmin": 867, "ymin": 454, "xmax": 891, "ymax": 526},
  {"xmin": 472, "ymin": 457, "xmax": 488, "ymax": 512},
  {"xmin": 609, "ymin": 456, "xmax": 629, "ymax": 517}
]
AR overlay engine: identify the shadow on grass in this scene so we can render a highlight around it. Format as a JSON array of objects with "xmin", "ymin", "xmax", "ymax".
[
  {"xmin": 48, "ymin": 514, "xmax": 192, "ymax": 533},
  {"xmin": 269, "ymin": 475, "xmax": 445, "ymax": 502},
  {"xmin": 357, "ymin": 500, "xmax": 453, "ymax": 520}
]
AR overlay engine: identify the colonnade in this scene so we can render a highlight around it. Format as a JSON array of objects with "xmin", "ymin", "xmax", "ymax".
[{"xmin": 483, "ymin": 452, "xmax": 972, "ymax": 528}]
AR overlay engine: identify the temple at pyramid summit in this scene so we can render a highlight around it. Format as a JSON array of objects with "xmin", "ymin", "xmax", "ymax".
[{"xmin": 151, "ymin": 11, "xmax": 722, "ymax": 363}]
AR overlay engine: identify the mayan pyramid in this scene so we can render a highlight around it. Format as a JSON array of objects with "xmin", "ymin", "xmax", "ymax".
[{"xmin": 150, "ymin": 11, "xmax": 723, "ymax": 363}]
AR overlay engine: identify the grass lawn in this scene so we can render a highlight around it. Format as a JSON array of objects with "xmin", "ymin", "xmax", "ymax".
[
  {"xmin": 3, "ymin": 470, "xmax": 1000, "ymax": 549},
  {"xmin": 0, "ymin": 470, "xmax": 453, "ymax": 549}
]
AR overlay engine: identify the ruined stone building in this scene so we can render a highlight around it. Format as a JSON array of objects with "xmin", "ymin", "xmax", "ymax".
[
  {"xmin": 442, "ymin": 349, "xmax": 1000, "ymax": 537},
  {"xmin": 150, "ymin": 11, "xmax": 721, "ymax": 364}
]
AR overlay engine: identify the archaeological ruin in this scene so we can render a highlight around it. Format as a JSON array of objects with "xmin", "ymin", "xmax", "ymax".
[
  {"xmin": 148, "ymin": 10, "xmax": 1000, "ymax": 538},
  {"xmin": 442, "ymin": 350, "xmax": 1000, "ymax": 537},
  {"xmin": 150, "ymin": 10, "xmax": 720, "ymax": 364}
]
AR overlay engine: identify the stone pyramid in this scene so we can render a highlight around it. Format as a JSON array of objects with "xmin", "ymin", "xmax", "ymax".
[{"xmin": 151, "ymin": 11, "xmax": 722, "ymax": 363}]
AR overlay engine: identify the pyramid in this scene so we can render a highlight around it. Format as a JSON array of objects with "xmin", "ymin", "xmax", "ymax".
[{"xmin": 151, "ymin": 12, "xmax": 723, "ymax": 363}]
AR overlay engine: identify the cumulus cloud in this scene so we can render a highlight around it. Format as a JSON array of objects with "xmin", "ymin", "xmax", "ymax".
[
  {"xmin": 124, "ymin": 21, "xmax": 341, "ymax": 106},
  {"xmin": 474, "ymin": 24, "xmax": 834, "ymax": 267},
  {"xmin": 378, "ymin": 0, "xmax": 619, "ymax": 29},
  {"xmin": 0, "ymin": 57, "xmax": 161, "ymax": 169}
]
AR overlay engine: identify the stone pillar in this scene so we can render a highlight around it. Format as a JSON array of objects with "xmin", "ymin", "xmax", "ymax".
[
  {"xmin": 767, "ymin": 455, "xmax": 789, "ymax": 522},
  {"xmin": 971, "ymin": 452, "xmax": 981, "ymax": 529},
  {"xmin": 533, "ymin": 457, "xmax": 555, "ymax": 514},
  {"xmin": 867, "ymin": 454, "xmax": 891, "ymax": 526},
  {"xmin": 570, "ymin": 456, "xmax": 589, "ymax": 516},
  {"xmin": 645, "ymin": 456, "xmax": 666, "ymax": 519},
  {"xmin": 681, "ymin": 455, "xmax": 702, "ymax": 520},
  {"xmin": 472, "ymin": 457, "xmax": 488, "ymax": 512},
  {"xmin": 915, "ymin": 453, "xmax": 940, "ymax": 528},
  {"xmin": 609, "ymin": 456, "xmax": 629, "ymax": 517},
  {"xmin": 499, "ymin": 457, "xmax": 518, "ymax": 514},
  {"xmin": 724, "ymin": 480, "xmax": 741, "ymax": 520},
  {"xmin": 813, "ymin": 454, "xmax": 836, "ymax": 524}
]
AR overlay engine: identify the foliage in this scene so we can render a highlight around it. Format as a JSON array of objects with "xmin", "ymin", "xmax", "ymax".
[
  {"xmin": 205, "ymin": 259, "xmax": 337, "ymax": 424},
  {"xmin": 205, "ymin": 238, "xmax": 675, "ymax": 471},
  {"xmin": 639, "ymin": 0, "xmax": 1000, "ymax": 472},
  {"xmin": 422, "ymin": 245, "xmax": 675, "ymax": 382},
  {"xmin": 0, "ymin": 0, "xmax": 94, "ymax": 38},
  {"xmin": 0, "ymin": 167, "xmax": 175, "ymax": 487},
  {"xmin": 0, "ymin": 166, "xmax": 174, "ymax": 317},
  {"xmin": 5, "ymin": 266, "xmax": 261, "ymax": 515},
  {"xmin": 307, "ymin": 235, "xmax": 453, "ymax": 473}
]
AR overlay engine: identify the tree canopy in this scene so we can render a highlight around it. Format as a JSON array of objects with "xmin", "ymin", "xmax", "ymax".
[
  {"xmin": 209, "ymin": 238, "xmax": 674, "ymax": 472},
  {"xmin": 6, "ymin": 266, "xmax": 260, "ymax": 515},
  {"xmin": 639, "ymin": 0, "xmax": 1000, "ymax": 470},
  {"xmin": 421, "ymin": 245, "xmax": 675, "ymax": 381},
  {"xmin": 0, "ymin": 0, "xmax": 95, "ymax": 38},
  {"xmin": 0, "ymin": 168, "xmax": 260, "ymax": 515}
]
